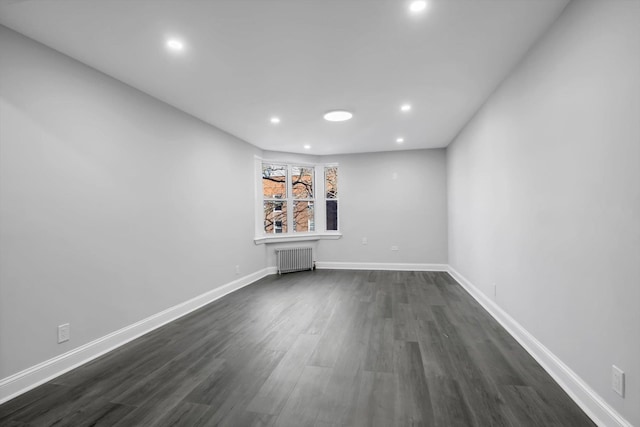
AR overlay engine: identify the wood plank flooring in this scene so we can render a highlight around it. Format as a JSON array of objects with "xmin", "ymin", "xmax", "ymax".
[{"xmin": 0, "ymin": 270, "xmax": 596, "ymax": 426}]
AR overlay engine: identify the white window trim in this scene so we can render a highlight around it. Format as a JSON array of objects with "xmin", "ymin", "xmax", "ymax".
[
  {"xmin": 254, "ymin": 156, "xmax": 341, "ymax": 244},
  {"xmin": 254, "ymin": 232, "xmax": 342, "ymax": 245}
]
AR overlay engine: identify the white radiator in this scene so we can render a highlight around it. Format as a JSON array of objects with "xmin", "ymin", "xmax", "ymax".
[{"xmin": 276, "ymin": 247, "xmax": 313, "ymax": 274}]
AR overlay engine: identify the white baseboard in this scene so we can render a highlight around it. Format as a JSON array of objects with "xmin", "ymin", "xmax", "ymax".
[
  {"xmin": 0, "ymin": 267, "xmax": 274, "ymax": 405},
  {"xmin": 447, "ymin": 266, "xmax": 632, "ymax": 427},
  {"xmin": 315, "ymin": 261, "xmax": 448, "ymax": 271}
]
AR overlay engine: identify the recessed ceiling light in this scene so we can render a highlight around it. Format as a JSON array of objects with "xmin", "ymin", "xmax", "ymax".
[
  {"xmin": 166, "ymin": 39, "xmax": 184, "ymax": 51},
  {"xmin": 409, "ymin": 1, "xmax": 427, "ymax": 13},
  {"xmin": 396, "ymin": 137, "xmax": 405, "ymax": 144},
  {"xmin": 304, "ymin": 144, "xmax": 311, "ymax": 150},
  {"xmin": 401, "ymin": 104, "xmax": 412, "ymax": 112},
  {"xmin": 270, "ymin": 117, "xmax": 281, "ymax": 124},
  {"xmin": 324, "ymin": 110, "xmax": 353, "ymax": 122}
]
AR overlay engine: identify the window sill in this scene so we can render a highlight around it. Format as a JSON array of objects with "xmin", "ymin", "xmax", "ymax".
[{"xmin": 254, "ymin": 232, "xmax": 342, "ymax": 245}]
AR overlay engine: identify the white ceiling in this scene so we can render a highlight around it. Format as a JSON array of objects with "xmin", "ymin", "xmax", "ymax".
[{"xmin": 0, "ymin": 0, "xmax": 569, "ymax": 155}]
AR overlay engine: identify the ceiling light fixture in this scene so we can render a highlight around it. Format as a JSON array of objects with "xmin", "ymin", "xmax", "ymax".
[
  {"xmin": 409, "ymin": 1, "xmax": 427, "ymax": 13},
  {"xmin": 396, "ymin": 137, "xmax": 405, "ymax": 144},
  {"xmin": 323, "ymin": 110, "xmax": 353, "ymax": 122},
  {"xmin": 304, "ymin": 144, "xmax": 311, "ymax": 150},
  {"xmin": 270, "ymin": 117, "xmax": 281, "ymax": 124},
  {"xmin": 401, "ymin": 104, "xmax": 412, "ymax": 112},
  {"xmin": 166, "ymin": 39, "xmax": 184, "ymax": 51}
]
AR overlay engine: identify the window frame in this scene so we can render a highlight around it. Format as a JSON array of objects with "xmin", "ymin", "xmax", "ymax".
[{"xmin": 255, "ymin": 156, "xmax": 341, "ymax": 244}]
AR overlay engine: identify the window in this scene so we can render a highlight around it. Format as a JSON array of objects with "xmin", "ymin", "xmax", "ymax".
[
  {"xmin": 292, "ymin": 166, "xmax": 314, "ymax": 233},
  {"xmin": 262, "ymin": 164, "xmax": 288, "ymax": 234},
  {"xmin": 257, "ymin": 159, "xmax": 339, "ymax": 242},
  {"xmin": 262, "ymin": 163, "xmax": 315, "ymax": 234},
  {"xmin": 325, "ymin": 166, "xmax": 338, "ymax": 231}
]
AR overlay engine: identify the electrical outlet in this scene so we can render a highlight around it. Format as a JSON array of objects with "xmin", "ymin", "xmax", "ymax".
[
  {"xmin": 362, "ymin": 237, "xmax": 368, "ymax": 245},
  {"xmin": 391, "ymin": 246, "xmax": 399, "ymax": 251},
  {"xmin": 235, "ymin": 265, "xmax": 240, "ymax": 275},
  {"xmin": 58, "ymin": 323, "xmax": 70, "ymax": 343},
  {"xmin": 612, "ymin": 365, "xmax": 625, "ymax": 397}
]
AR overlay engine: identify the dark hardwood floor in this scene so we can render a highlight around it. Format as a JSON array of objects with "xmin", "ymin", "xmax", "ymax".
[{"xmin": 0, "ymin": 270, "xmax": 595, "ymax": 426}]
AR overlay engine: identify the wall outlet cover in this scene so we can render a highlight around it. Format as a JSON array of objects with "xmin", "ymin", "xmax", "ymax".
[
  {"xmin": 58, "ymin": 323, "xmax": 70, "ymax": 343},
  {"xmin": 612, "ymin": 365, "xmax": 625, "ymax": 397}
]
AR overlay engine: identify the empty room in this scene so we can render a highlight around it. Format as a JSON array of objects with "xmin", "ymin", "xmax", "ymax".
[{"xmin": 0, "ymin": 0, "xmax": 638, "ymax": 426}]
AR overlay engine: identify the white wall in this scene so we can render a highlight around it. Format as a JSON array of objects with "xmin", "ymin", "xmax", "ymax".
[
  {"xmin": 0, "ymin": 26, "xmax": 267, "ymax": 378},
  {"xmin": 318, "ymin": 149, "xmax": 448, "ymax": 266},
  {"xmin": 447, "ymin": 1, "xmax": 639, "ymax": 425}
]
